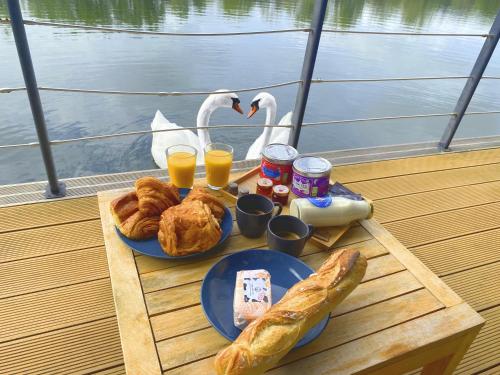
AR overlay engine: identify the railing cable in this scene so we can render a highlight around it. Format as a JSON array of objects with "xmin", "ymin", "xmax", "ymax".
[
  {"xmin": 322, "ymin": 29, "xmax": 493, "ymax": 37},
  {"xmin": 301, "ymin": 112, "xmax": 456, "ymax": 127},
  {"xmin": 0, "ymin": 81, "xmax": 302, "ymax": 96},
  {"xmin": 3, "ymin": 76, "xmax": 500, "ymax": 96},
  {"xmin": 2, "ymin": 110, "xmax": 499, "ymax": 150},
  {"xmin": 1, "ymin": 19, "xmax": 492, "ymax": 37},
  {"xmin": 0, "ymin": 19, "xmax": 310, "ymax": 36}
]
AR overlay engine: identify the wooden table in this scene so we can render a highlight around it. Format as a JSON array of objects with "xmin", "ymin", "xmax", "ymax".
[{"xmin": 97, "ymin": 188, "xmax": 484, "ymax": 375}]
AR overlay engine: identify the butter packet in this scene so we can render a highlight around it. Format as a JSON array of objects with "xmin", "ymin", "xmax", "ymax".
[{"xmin": 233, "ymin": 269, "xmax": 272, "ymax": 329}]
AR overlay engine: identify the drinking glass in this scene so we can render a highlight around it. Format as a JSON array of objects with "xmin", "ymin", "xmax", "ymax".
[
  {"xmin": 166, "ymin": 144, "xmax": 197, "ymax": 188},
  {"xmin": 204, "ymin": 143, "xmax": 233, "ymax": 190}
]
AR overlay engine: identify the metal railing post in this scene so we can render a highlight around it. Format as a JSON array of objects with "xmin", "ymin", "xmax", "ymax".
[
  {"xmin": 439, "ymin": 10, "xmax": 500, "ymax": 150},
  {"xmin": 288, "ymin": 0, "xmax": 329, "ymax": 148},
  {"xmin": 7, "ymin": 0, "xmax": 65, "ymax": 198}
]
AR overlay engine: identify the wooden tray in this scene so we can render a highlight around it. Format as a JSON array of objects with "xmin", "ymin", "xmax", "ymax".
[{"xmin": 220, "ymin": 166, "xmax": 351, "ymax": 250}]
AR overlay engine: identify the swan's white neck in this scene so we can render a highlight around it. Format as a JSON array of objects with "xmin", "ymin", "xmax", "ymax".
[
  {"xmin": 196, "ymin": 98, "xmax": 215, "ymax": 151},
  {"xmin": 260, "ymin": 101, "xmax": 277, "ymax": 151}
]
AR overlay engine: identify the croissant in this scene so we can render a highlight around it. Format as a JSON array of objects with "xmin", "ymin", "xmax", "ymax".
[
  {"xmin": 110, "ymin": 192, "xmax": 160, "ymax": 240},
  {"xmin": 135, "ymin": 177, "xmax": 180, "ymax": 216},
  {"xmin": 158, "ymin": 200, "xmax": 222, "ymax": 256},
  {"xmin": 183, "ymin": 187, "xmax": 226, "ymax": 221},
  {"xmin": 214, "ymin": 248, "xmax": 367, "ymax": 375}
]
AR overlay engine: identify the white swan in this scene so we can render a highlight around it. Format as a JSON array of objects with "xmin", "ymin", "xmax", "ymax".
[
  {"xmin": 245, "ymin": 92, "xmax": 293, "ymax": 160},
  {"xmin": 151, "ymin": 91, "xmax": 243, "ymax": 168}
]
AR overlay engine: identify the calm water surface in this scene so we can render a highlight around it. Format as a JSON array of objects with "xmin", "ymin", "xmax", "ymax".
[{"xmin": 1, "ymin": 0, "xmax": 499, "ymax": 184}]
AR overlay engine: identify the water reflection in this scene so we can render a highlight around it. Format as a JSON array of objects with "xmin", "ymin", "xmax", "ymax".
[
  {"xmin": 0, "ymin": 0, "xmax": 498, "ymax": 29},
  {"xmin": 0, "ymin": 0, "xmax": 499, "ymax": 184}
]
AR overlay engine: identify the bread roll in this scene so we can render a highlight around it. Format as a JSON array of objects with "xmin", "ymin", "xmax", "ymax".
[
  {"xmin": 183, "ymin": 187, "xmax": 226, "ymax": 222},
  {"xmin": 110, "ymin": 192, "xmax": 160, "ymax": 240},
  {"xmin": 158, "ymin": 200, "xmax": 222, "ymax": 256},
  {"xmin": 214, "ymin": 248, "xmax": 367, "ymax": 375},
  {"xmin": 135, "ymin": 177, "xmax": 180, "ymax": 216}
]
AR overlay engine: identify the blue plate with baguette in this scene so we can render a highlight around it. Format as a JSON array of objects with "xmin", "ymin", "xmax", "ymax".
[{"xmin": 201, "ymin": 249, "xmax": 329, "ymax": 348}]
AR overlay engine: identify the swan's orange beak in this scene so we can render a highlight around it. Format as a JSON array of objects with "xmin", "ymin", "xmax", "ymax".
[
  {"xmin": 247, "ymin": 105, "xmax": 259, "ymax": 119},
  {"xmin": 232, "ymin": 102, "xmax": 244, "ymax": 114}
]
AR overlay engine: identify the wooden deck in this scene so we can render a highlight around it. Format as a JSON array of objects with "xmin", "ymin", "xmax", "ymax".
[{"xmin": 0, "ymin": 148, "xmax": 499, "ymax": 374}]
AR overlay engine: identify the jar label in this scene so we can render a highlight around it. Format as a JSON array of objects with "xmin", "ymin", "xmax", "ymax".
[
  {"xmin": 292, "ymin": 173, "xmax": 330, "ymax": 198},
  {"xmin": 261, "ymin": 164, "xmax": 280, "ymax": 179},
  {"xmin": 260, "ymin": 159, "xmax": 293, "ymax": 185}
]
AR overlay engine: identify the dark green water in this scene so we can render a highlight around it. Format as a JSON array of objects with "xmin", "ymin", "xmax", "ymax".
[{"xmin": 1, "ymin": 0, "xmax": 499, "ymax": 184}]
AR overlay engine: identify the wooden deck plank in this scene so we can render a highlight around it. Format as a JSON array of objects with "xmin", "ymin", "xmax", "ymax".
[
  {"xmin": 0, "ymin": 279, "xmax": 115, "ymax": 343},
  {"xmin": 361, "ymin": 219, "xmax": 462, "ymax": 308},
  {"xmin": 0, "ymin": 317, "xmax": 122, "ymax": 374},
  {"xmin": 0, "ymin": 219, "xmax": 104, "ymax": 263},
  {"xmin": 456, "ymin": 306, "xmax": 500, "ymax": 375},
  {"xmin": 0, "ymin": 196, "xmax": 99, "ymax": 234},
  {"xmin": 334, "ymin": 148, "xmax": 500, "ymax": 183},
  {"xmin": 374, "ymin": 180, "xmax": 500, "ymax": 224},
  {"xmin": 412, "ymin": 228, "xmax": 500, "ymax": 277},
  {"xmin": 442, "ymin": 262, "xmax": 500, "ymax": 312},
  {"xmin": 94, "ymin": 365, "xmax": 126, "ymax": 374},
  {"xmin": 384, "ymin": 202, "xmax": 500, "ymax": 248},
  {"xmin": 345, "ymin": 163, "xmax": 500, "ymax": 200},
  {"xmin": 0, "ymin": 246, "xmax": 109, "ymax": 299}
]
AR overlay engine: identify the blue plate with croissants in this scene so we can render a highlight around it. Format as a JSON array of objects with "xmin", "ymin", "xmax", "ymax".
[{"xmin": 114, "ymin": 185, "xmax": 233, "ymax": 259}]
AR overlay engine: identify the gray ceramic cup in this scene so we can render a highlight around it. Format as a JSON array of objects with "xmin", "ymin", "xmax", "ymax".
[
  {"xmin": 267, "ymin": 215, "xmax": 314, "ymax": 257},
  {"xmin": 236, "ymin": 194, "xmax": 282, "ymax": 238}
]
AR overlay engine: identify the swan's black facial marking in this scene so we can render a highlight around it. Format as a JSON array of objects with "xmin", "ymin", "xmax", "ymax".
[
  {"xmin": 231, "ymin": 97, "xmax": 241, "ymax": 105},
  {"xmin": 250, "ymin": 99, "xmax": 260, "ymax": 110}
]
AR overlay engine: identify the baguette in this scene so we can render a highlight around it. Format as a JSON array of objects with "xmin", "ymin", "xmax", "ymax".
[{"xmin": 214, "ymin": 248, "xmax": 367, "ymax": 375}]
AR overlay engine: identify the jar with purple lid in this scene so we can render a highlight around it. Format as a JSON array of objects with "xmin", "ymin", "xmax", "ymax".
[{"xmin": 291, "ymin": 156, "xmax": 332, "ymax": 198}]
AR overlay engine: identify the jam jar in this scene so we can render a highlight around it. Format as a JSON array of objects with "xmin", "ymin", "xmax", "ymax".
[
  {"xmin": 256, "ymin": 177, "xmax": 273, "ymax": 197},
  {"xmin": 271, "ymin": 185, "xmax": 289, "ymax": 206},
  {"xmin": 291, "ymin": 156, "xmax": 332, "ymax": 198},
  {"xmin": 260, "ymin": 143, "xmax": 298, "ymax": 185}
]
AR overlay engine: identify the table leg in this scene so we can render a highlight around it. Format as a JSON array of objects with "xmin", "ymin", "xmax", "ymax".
[{"xmin": 421, "ymin": 328, "xmax": 480, "ymax": 375}]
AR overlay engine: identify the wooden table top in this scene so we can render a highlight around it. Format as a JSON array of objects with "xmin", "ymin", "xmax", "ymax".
[{"xmin": 97, "ymin": 187, "xmax": 484, "ymax": 375}]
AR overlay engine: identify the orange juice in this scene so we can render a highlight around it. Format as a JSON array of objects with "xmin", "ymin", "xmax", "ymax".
[
  {"xmin": 167, "ymin": 151, "xmax": 196, "ymax": 188},
  {"xmin": 205, "ymin": 150, "xmax": 233, "ymax": 188}
]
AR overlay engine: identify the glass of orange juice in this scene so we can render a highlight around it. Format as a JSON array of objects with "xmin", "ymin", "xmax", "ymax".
[
  {"xmin": 204, "ymin": 143, "xmax": 233, "ymax": 190},
  {"xmin": 166, "ymin": 144, "xmax": 197, "ymax": 188}
]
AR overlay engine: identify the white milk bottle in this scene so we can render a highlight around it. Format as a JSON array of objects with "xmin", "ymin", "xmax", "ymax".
[{"xmin": 289, "ymin": 196, "xmax": 373, "ymax": 227}]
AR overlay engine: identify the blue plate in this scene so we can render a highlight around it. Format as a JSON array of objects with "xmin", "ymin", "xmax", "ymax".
[
  {"xmin": 116, "ymin": 188, "xmax": 233, "ymax": 259},
  {"xmin": 201, "ymin": 249, "xmax": 329, "ymax": 348}
]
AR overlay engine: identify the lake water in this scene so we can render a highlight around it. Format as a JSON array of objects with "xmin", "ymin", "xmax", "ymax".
[{"xmin": 1, "ymin": 0, "xmax": 499, "ymax": 184}]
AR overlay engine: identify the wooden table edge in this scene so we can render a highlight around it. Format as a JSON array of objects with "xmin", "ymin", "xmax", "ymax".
[
  {"xmin": 362, "ymin": 302, "xmax": 485, "ymax": 375},
  {"xmin": 97, "ymin": 191, "xmax": 162, "ymax": 375},
  {"xmin": 359, "ymin": 218, "xmax": 485, "ymax": 374},
  {"xmin": 360, "ymin": 218, "xmax": 464, "ymax": 308}
]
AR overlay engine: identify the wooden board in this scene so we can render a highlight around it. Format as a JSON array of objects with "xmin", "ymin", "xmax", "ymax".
[
  {"xmin": 220, "ymin": 166, "xmax": 352, "ymax": 250},
  {"xmin": 98, "ymin": 190, "xmax": 162, "ymax": 375},
  {"xmin": 97, "ymin": 184, "xmax": 484, "ymax": 375}
]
